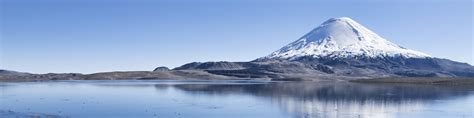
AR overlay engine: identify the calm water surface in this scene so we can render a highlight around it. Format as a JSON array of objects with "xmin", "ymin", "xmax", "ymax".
[{"xmin": 1, "ymin": 80, "xmax": 473, "ymax": 118}]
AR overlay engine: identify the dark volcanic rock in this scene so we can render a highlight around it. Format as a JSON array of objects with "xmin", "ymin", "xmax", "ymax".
[
  {"xmin": 173, "ymin": 55, "xmax": 474, "ymax": 79},
  {"xmin": 173, "ymin": 61, "xmax": 251, "ymax": 70},
  {"xmin": 260, "ymin": 56, "xmax": 474, "ymax": 77},
  {"xmin": 153, "ymin": 66, "xmax": 170, "ymax": 72},
  {"xmin": 173, "ymin": 61, "xmax": 332, "ymax": 80},
  {"xmin": 311, "ymin": 64, "xmax": 334, "ymax": 74}
]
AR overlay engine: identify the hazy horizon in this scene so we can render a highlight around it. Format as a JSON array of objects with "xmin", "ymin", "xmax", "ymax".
[{"xmin": 1, "ymin": 0, "xmax": 473, "ymax": 74}]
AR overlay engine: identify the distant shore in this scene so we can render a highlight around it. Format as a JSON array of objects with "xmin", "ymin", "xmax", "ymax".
[
  {"xmin": 350, "ymin": 77, "xmax": 474, "ymax": 85},
  {"xmin": 2, "ymin": 71, "xmax": 474, "ymax": 86}
]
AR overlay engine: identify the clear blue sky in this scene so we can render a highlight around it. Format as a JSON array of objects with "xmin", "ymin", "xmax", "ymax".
[{"xmin": 1, "ymin": 0, "xmax": 472, "ymax": 74}]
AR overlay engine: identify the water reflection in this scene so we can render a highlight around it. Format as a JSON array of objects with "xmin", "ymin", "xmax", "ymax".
[
  {"xmin": 1, "ymin": 81, "xmax": 473, "ymax": 118},
  {"xmin": 162, "ymin": 82, "xmax": 474, "ymax": 118}
]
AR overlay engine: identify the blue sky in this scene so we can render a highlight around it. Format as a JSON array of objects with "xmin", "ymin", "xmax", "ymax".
[{"xmin": 1, "ymin": 0, "xmax": 473, "ymax": 74}]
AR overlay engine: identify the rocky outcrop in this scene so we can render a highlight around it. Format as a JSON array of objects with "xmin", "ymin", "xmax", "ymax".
[
  {"xmin": 153, "ymin": 66, "xmax": 170, "ymax": 72},
  {"xmin": 173, "ymin": 61, "xmax": 251, "ymax": 70}
]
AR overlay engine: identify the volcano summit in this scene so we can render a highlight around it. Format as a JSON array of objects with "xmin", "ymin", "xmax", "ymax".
[{"xmin": 265, "ymin": 17, "xmax": 430, "ymax": 59}]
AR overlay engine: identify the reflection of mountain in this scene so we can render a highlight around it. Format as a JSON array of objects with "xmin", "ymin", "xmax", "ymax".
[{"xmin": 157, "ymin": 82, "xmax": 473, "ymax": 118}]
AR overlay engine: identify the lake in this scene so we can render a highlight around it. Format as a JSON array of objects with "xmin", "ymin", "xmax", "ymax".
[{"xmin": 1, "ymin": 80, "xmax": 473, "ymax": 118}]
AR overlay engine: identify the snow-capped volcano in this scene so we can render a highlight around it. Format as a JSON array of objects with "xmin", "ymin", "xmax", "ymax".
[
  {"xmin": 266, "ymin": 17, "xmax": 430, "ymax": 60},
  {"xmin": 175, "ymin": 17, "xmax": 474, "ymax": 78}
]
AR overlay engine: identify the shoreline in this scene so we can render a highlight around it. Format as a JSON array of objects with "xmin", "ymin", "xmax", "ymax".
[
  {"xmin": 2, "ymin": 75, "xmax": 474, "ymax": 85},
  {"xmin": 350, "ymin": 77, "xmax": 474, "ymax": 85}
]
